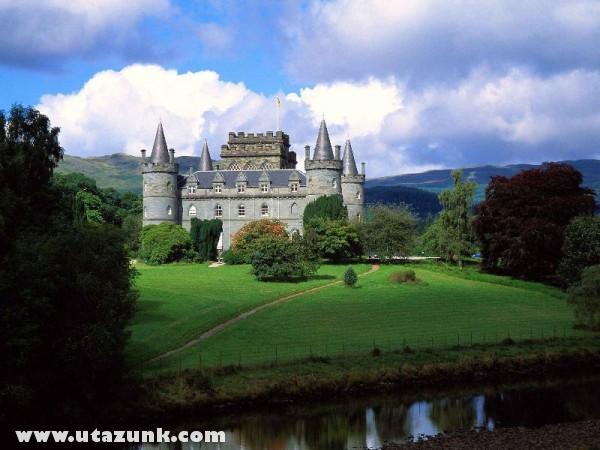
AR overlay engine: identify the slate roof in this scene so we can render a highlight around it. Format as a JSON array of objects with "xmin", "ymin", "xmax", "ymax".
[
  {"xmin": 150, "ymin": 122, "xmax": 170, "ymax": 164},
  {"xmin": 191, "ymin": 169, "xmax": 306, "ymax": 188},
  {"xmin": 313, "ymin": 119, "xmax": 335, "ymax": 161}
]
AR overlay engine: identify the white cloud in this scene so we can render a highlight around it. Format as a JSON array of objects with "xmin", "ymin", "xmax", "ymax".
[
  {"xmin": 37, "ymin": 64, "xmax": 600, "ymax": 178},
  {"xmin": 0, "ymin": 0, "xmax": 170, "ymax": 67}
]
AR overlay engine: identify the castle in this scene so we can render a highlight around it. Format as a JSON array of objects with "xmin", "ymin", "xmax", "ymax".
[{"xmin": 141, "ymin": 120, "xmax": 366, "ymax": 250}]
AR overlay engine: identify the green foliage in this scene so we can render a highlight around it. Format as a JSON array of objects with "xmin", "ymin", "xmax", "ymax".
[
  {"xmin": 359, "ymin": 204, "xmax": 417, "ymax": 260},
  {"xmin": 0, "ymin": 105, "xmax": 137, "ymax": 426},
  {"xmin": 364, "ymin": 186, "xmax": 442, "ymax": 220},
  {"xmin": 422, "ymin": 171, "xmax": 477, "ymax": 266},
  {"xmin": 389, "ymin": 269, "xmax": 417, "ymax": 283},
  {"xmin": 140, "ymin": 223, "xmax": 193, "ymax": 264},
  {"xmin": 344, "ymin": 266, "xmax": 358, "ymax": 287},
  {"xmin": 559, "ymin": 216, "xmax": 600, "ymax": 285},
  {"xmin": 232, "ymin": 219, "xmax": 289, "ymax": 263},
  {"xmin": 303, "ymin": 195, "xmax": 347, "ymax": 226},
  {"xmin": 568, "ymin": 265, "xmax": 600, "ymax": 330},
  {"xmin": 190, "ymin": 218, "xmax": 223, "ymax": 261},
  {"xmin": 250, "ymin": 236, "xmax": 319, "ymax": 281},
  {"xmin": 222, "ymin": 249, "xmax": 245, "ymax": 265},
  {"xmin": 304, "ymin": 217, "xmax": 362, "ymax": 262},
  {"xmin": 75, "ymin": 190, "xmax": 104, "ymax": 223}
]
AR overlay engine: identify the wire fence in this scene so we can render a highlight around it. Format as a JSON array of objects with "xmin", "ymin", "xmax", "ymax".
[{"xmin": 148, "ymin": 325, "xmax": 598, "ymax": 374}]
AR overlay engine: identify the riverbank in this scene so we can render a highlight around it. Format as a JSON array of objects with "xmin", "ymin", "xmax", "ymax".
[
  {"xmin": 384, "ymin": 419, "xmax": 600, "ymax": 449},
  {"xmin": 137, "ymin": 336, "xmax": 600, "ymax": 423}
]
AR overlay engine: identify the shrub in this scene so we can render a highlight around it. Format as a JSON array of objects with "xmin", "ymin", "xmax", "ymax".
[
  {"xmin": 568, "ymin": 265, "xmax": 600, "ymax": 330},
  {"xmin": 304, "ymin": 217, "xmax": 362, "ymax": 262},
  {"xmin": 559, "ymin": 216, "xmax": 600, "ymax": 285},
  {"xmin": 222, "ymin": 249, "xmax": 245, "ymax": 265},
  {"xmin": 232, "ymin": 219, "xmax": 288, "ymax": 263},
  {"xmin": 139, "ymin": 223, "xmax": 192, "ymax": 264},
  {"xmin": 389, "ymin": 269, "xmax": 417, "ymax": 284},
  {"xmin": 250, "ymin": 235, "xmax": 319, "ymax": 281},
  {"xmin": 190, "ymin": 218, "xmax": 222, "ymax": 261},
  {"xmin": 303, "ymin": 194, "xmax": 347, "ymax": 226},
  {"xmin": 344, "ymin": 266, "xmax": 358, "ymax": 287}
]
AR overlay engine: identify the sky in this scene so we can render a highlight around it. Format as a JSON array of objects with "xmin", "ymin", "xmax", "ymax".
[{"xmin": 1, "ymin": 0, "xmax": 600, "ymax": 177}]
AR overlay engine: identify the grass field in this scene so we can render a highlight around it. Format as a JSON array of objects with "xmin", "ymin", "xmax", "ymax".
[
  {"xmin": 141, "ymin": 263, "xmax": 585, "ymax": 374},
  {"xmin": 126, "ymin": 262, "xmax": 371, "ymax": 364}
]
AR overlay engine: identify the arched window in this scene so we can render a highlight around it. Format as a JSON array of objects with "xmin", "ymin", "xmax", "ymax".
[
  {"xmin": 214, "ymin": 204, "xmax": 222, "ymax": 217},
  {"xmin": 188, "ymin": 205, "xmax": 197, "ymax": 217},
  {"xmin": 167, "ymin": 205, "xmax": 172, "ymax": 216},
  {"xmin": 290, "ymin": 202, "xmax": 297, "ymax": 215},
  {"xmin": 144, "ymin": 207, "xmax": 147, "ymax": 218},
  {"xmin": 228, "ymin": 163, "xmax": 240, "ymax": 171},
  {"xmin": 261, "ymin": 203, "xmax": 269, "ymax": 216},
  {"xmin": 332, "ymin": 178, "xmax": 337, "ymax": 188},
  {"xmin": 356, "ymin": 190, "xmax": 361, "ymax": 199},
  {"xmin": 238, "ymin": 204, "xmax": 246, "ymax": 217}
]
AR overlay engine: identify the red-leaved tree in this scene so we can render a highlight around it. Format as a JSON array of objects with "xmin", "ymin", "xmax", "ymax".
[{"xmin": 473, "ymin": 163, "xmax": 596, "ymax": 281}]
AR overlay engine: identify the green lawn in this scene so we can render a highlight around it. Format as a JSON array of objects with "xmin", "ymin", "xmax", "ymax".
[
  {"xmin": 127, "ymin": 263, "xmax": 371, "ymax": 364},
  {"xmin": 144, "ymin": 264, "xmax": 581, "ymax": 373}
]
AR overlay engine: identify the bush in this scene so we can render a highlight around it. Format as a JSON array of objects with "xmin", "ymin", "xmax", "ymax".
[
  {"xmin": 190, "ymin": 218, "xmax": 222, "ymax": 261},
  {"xmin": 232, "ymin": 219, "xmax": 288, "ymax": 263},
  {"xmin": 304, "ymin": 217, "xmax": 362, "ymax": 262},
  {"xmin": 222, "ymin": 249, "xmax": 245, "ymax": 265},
  {"xmin": 250, "ymin": 235, "xmax": 319, "ymax": 281},
  {"xmin": 139, "ymin": 223, "xmax": 192, "ymax": 264},
  {"xmin": 389, "ymin": 269, "xmax": 417, "ymax": 283},
  {"xmin": 568, "ymin": 265, "xmax": 600, "ymax": 330},
  {"xmin": 344, "ymin": 266, "xmax": 358, "ymax": 287},
  {"xmin": 559, "ymin": 216, "xmax": 600, "ymax": 285}
]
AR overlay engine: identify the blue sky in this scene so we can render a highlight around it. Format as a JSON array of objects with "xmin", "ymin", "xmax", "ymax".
[{"xmin": 1, "ymin": 0, "xmax": 600, "ymax": 177}]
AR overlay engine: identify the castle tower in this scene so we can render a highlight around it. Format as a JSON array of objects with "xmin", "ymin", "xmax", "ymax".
[
  {"xmin": 341, "ymin": 139, "xmax": 365, "ymax": 221},
  {"xmin": 304, "ymin": 119, "xmax": 343, "ymax": 202},
  {"xmin": 141, "ymin": 123, "xmax": 179, "ymax": 226},
  {"xmin": 199, "ymin": 140, "xmax": 213, "ymax": 171}
]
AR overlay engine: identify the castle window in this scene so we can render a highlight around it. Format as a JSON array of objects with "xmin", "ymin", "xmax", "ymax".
[
  {"xmin": 188, "ymin": 185, "xmax": 196, "ymax": 194},
  {"xmin": 357, "ymin": 213, "xmax": 361, "ymax": 221},
  {"xmin": 237, "ymin": 184, "xmax": 245, "ymax": 193},
  {"xmin": 260, "ymin": 183, "xmax": 269, "ymax": 193},
  {"xmin": 262, "ymin": 162, "xmax": 273, "ymax": 170},
  {"xmin": 238, "ymin": 204, "xmax": 246, "ymax": 217},
  {"xmin": 167, "ymin": 205, "xmax": 172, "ymax": 216},
  {"xmin": 356, "ymin": 190, "xmax": 361, "ymax": 199},
  {"xmin": 144, "ymin": 207, "xmax": 147, "ymax": 218},
  {"xmin": 332, "ymin": 178, "xmax": 337, "ymax": 188},
  {"xmin": 214, "ymin": 204, "xmax": 222, "ymax": 217},
  {"xmin": 290, "ymin": 183, "xmax": 298, "ymax": 192},
  {"xmin": 144, "ymin": 183, "xmax": 149, "ymax": 193},
  {"xmin": 290, "ymin": 202, "xmax": 297, "ymax": 215},
  {"xmin": 214, "ymin": 184, "xmax": 222, "ymax": 193},
  {"xmin": 261, "ymin": 203, "xmax": 269, "ymax": 216},
  {"xmin": 188, "ymin": 205, "xmax": 197, "ymax": 217},
  {"xmin": 229, "ymin": 163, "xmax": 240, "ymax": 171}
]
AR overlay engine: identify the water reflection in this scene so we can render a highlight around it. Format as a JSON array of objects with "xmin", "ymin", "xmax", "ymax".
[{"xmin": 140, "ymin": 377, "xmax": 600, "ymax": 450}]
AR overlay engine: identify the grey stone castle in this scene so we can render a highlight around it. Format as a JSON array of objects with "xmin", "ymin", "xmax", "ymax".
[{"xmin": 141, "ymin": 120, "xmax": 366, "ymax": 250}]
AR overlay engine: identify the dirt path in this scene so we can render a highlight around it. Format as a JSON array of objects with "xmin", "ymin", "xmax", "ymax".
[{"xmin": 144, "ymin": 264, "xmax": 380, "ymax": 365}]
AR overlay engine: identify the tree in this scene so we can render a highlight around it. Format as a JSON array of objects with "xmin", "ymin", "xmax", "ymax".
[
  {"xmin": 568, "ymin": 265, "xmax": 600, "ymax": 330},
  {"xmin": 250, "ymin": 235, "xmax": 319, "ymax": 281},
  {"xmin": 558, "ymin": 216, "xmax": 600, "ymax": 286},
  {"xmin": 0, "ymin": 105, "xmax": 137, "ymax": 427},
  {"xmin": 190, "ymin": 218, "xmax": 223, "ymax": 261},
  {"xmin": 474, "ymin": 163, "xmax": 596, "ymax": 280},
  {"xmin": 303, "ymin": 194, "xmax": 347, "ymax": 226},
  {"xmin": 304, "ymin": 217, "xmax": 362, "ymax": 262},
  {"xmin": 360, "ymin": 204, "xmax": 417, "ymax": 260},
  {"xmin": 139, "ymin": 223, "xmax": 193, "ymax": 264},
  {"xmin": 231, "ymin": 219, "xmax": 288, "ymax": 263}
]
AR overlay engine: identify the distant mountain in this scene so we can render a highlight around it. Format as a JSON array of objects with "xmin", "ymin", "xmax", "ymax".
[
  {"xmin": 367, "ymin": 159, "xmax": 600, "ymax": 201},
  {"xmin": 57, "ymin": 154, "xmax": 599, "ymax": 210}
]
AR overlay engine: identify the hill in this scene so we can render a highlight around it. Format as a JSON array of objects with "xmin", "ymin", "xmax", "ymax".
[{"xmin": 364, "ymin": 185, "xmax": 441, "ymax": 218}]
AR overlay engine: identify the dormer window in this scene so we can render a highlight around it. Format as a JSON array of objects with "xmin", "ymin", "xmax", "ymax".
[
  {"xmin": 237, "ymin": 184, "xmax": 245, "ymax": 193},
  {"xmin": 214, "ymin": 184, "xmax": 222, "ymax": 193},
  {"xmin": 188, "ymin": 185, "xmax": 196, "ymax": 194},
  {"xmin": 260, "ymin": 183, "xmax": 269, "ymax": 193},
  {"xmin": 290, "ymin": 183, "xmax": 298, "ymax": 192}
]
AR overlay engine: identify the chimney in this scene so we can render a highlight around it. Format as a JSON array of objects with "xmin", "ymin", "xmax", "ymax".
[
  {"xmin": 140, "ymin": 148, "xmax": 146, "ymax": 162},
  {"xmin": 361, "ymin": 162, "xmax": 366, "ymax": 176},
  {"xmin": 334, "ymin": 145, "xmax": 341, "ymax": 160},
  {"xmin": 304, "ymin": 145, "xmax": 311, "ymax": 161},
  {"xmin": 169, "ymin": 148, "xmax": 175, "ymax": 164}
]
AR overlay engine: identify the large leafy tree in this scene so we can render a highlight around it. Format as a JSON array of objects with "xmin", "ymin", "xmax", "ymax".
[
  {"xmin": 474, "ymin": 163, "xmax": 596, "ymax": 280},
  {"xmin": 304, "ymin": 217, "xmax": 362, "ymax": 262},
  {"xmin": 139, "ymin": 222, "xmax": 193, "ymax": 264},
  {"xmin": 0, "ymin": 106, "xmax": 137, "ymax": 427},
  {"xmin": 302, "ymin": 194, "xmax": 347, "ymax": 226},
  {"xmin": 190, "ymin": 218, "xmax": 223, "ymax": 261},
  {"xmin": 359, "ymin": 204, "xmax": 417, "ymax": 261},
  {"xmin": 231, "ymin": 219, "xmax": 288, "ymax": 262},
  {"xmin": 558, "ymin": 216, "xmax": 600, "ymax": 285},
  {"xmin": 422, "ymin": 171, "xmax": 477, "ymax": 267}
]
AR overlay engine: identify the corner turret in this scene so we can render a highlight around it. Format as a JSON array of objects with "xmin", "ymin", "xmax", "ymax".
[
  {"xmin": 304, "ymin": 119, "xmax": 343, "ymax": 202},
  {"xmin": 199, "ymin": 141, "xmax": 213, "ymax": 171},
  {"xmin": 341, "ymin": 139, "xmax": 365, "ymax": 221}
]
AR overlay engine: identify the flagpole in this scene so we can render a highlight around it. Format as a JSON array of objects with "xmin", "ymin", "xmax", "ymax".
[{"xmin": 276, "ymin": 96, "xmax": 281, "ymax": 131}]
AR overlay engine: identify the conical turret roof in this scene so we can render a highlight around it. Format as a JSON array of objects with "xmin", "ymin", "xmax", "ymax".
[
  {"xmin": 199, "ymin": 141, "xmax": 213, "ymax": 171},
  {"xmin": 150, "ymin": 122, "xmax": 170, "ymax": 164},
  {"xmin": 342, "ymin": 139, "xmax": 358, "ymax": 176},
  {"xmin": 312, "ymin": 119, "xmax": 334, "ymax": 161}
]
